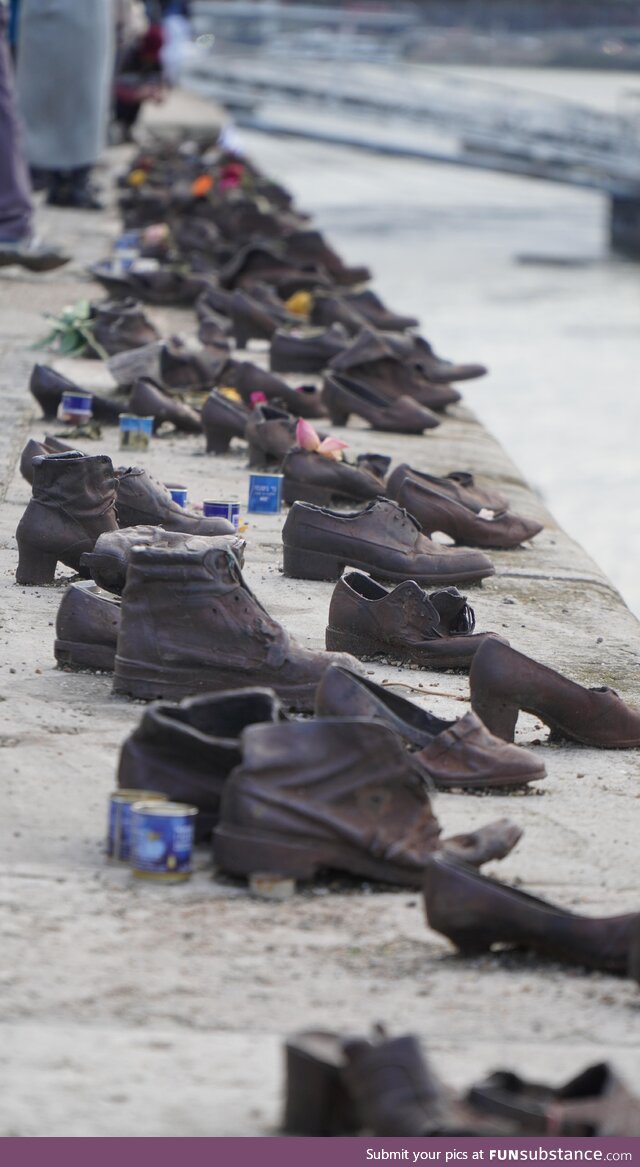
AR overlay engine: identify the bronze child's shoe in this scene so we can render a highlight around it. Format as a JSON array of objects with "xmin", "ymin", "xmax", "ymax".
[{"xmin": 470, "ymin": 639, "xmax": 640, "ymax": 747}]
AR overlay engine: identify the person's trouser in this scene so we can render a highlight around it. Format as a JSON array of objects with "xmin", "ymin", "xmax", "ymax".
[{"xmin": 0, "ymin": 6, "xmax": 32, "ymax": 241}]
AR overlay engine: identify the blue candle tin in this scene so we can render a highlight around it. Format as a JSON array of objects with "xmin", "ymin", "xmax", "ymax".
[
  {"xmin": 203, "ymin": 500, "xmax": 240, "ymax": 529},
  {"xmin": 130, "ymin": 800, "xmax": 198, "ymax": 882},
  {"xmin": 168, "ymin": 486, "xmax": 188, "ymax": 508},
  {"xmin": 247, "ymin": 474, "xmax": 283, "ymax": 515},
  {"xmin": 107, "ymin": 790, "xmax": 167, "ymax": 863},
  {"xmin": 119, "ymin": 413, "xmax": 154, "ymax": 451},
  {"xmin": 58, "ymin": 391, "xmax": 93, "ymax": 425}
]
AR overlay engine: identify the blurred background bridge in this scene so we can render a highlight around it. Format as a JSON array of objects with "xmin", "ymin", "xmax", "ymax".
[{"xmin": 185, "ymin": 0, "xmax": 640, "ymax": 257}]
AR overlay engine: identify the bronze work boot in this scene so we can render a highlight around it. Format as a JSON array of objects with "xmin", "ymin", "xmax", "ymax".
[
  {"xmin": 282, "ymin": 498, "xmax": 495, "ymax": 586},
  {"xmin": 213, "ymin": 717, "xmax": 443, "ymax": 884},
  {"xmin": 81, "ymin": 526, "xmax": 245, "ymax": 594},
  {"xmin": 117, "ymin": 688, "xmax": 284, "ymax": 839},
  {"xmin": 325, "ymin": 570, "xmax": 504, "ymax": 670},
  {"xmin": 113, "ymin": 543, "xmax": 356, "ymax": 708},
  {"xmin": 316, "ymin": 665, "xmax": 545, "ymax": 792},
  {"xmin": 470, "ymin": 639, "xmax": 640, "ymax": 747},
  {"xmin": 281, "ymin": 449, "xmax": 381, "ymax": 507},
  {"xmin": 54, "ymin": 580, "xmax": 120, "ymax": 671},
  {"xmin": 115, "ymin": 467, "xmax": 235, "ymax": 535},
  {"xmin": 16, "ymin": 452, "xmax": 118, "ymax": 585},
  {"xmin": 423, "ymin": 854, "xmax": 640, "ymax": 975},
  {"xmin": 89, "ymin": 297, "xmax": 160, "ymax": 357}
]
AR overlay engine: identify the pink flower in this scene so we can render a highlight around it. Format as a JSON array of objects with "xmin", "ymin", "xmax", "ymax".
[{"xmin": 295, "ymin": 419, "xmax": 348, "ymax": 461}]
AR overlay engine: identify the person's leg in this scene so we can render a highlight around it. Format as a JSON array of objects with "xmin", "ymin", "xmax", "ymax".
[{"xmin": 0, "ymin": 5, "xmax": 33, "ymax": 242}]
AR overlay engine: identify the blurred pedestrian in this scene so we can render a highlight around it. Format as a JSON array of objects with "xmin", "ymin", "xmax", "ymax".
[
  {"xmin": 15, "ymin": 0, "xmax": 113, "ymax": 210},
  {"xmin": 0, "ymin": 2, "xmax": 68, "ymax": 270},
  {"xmin": 113, "ymin": 2, "xmax": 166, "ymax": 143}
]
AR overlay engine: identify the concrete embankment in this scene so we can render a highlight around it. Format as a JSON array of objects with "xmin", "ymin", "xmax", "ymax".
[{"xmin": 0, "ymin": 90, "xmax": 638, "ymax": 1137}]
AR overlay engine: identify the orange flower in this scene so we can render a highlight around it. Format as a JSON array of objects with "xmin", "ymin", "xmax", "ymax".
[{"xmin": 191, "ymin": 174, "xmax": 214, "ymax": 198}]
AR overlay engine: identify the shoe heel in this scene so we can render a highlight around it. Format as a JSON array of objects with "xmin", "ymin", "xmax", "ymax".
[
  {"xmin": 471, "ymin": 695, "xmax": 519, "ymax": 742},
  {"xmin": 282, "ymin": 544, "xmax": 343, "ymax": 581},
  {"xmin": 328, "ymin": 408, "xmax": 349, "ymax": 427},
  {"xmin": 213, "ymin": 825, "xmax": 319, "ymax": 880},
  {"xmin": 204, "ymin": 429, "xmax": 232, "ymax": 455},
  {"xmin": 283, "ymin": 1044, "xmax": 357, "ymax": 1136},
  {"xmin": 16, "ymin": 543, "xmax": 58, "ymax": 585}
]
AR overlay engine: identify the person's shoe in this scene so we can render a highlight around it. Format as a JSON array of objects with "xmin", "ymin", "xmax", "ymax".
[
  {"xmin": 328, "ymin": 329, "xmax": 461, "ymax": 412},
  {"xmin": 113, "ymin": 542, "xmax": 356, "ymax": 707},
  {"xmin": 282, "ymin": 229, "xmax": 371, "ymax": 286},
  {"xmin": 221, "ymin": 358, "xmax": 326, "ymax": 419},
  {"xmin": 213, "ymin": 717, "xmax": 443, "ymax": 884},
  {"xmin": 322, "ymin": 373, "xmax": 439, "ymax": 433},
  {"xmin": 129, "ymin": 378, "xmax": 203, "ymax": 434},
  {"xmin": 342, "ymin": 289, "xmax": 419, "ymax": 332},
  {"xmin": 201, "ymin": 389, "xmax": 250, "ymax": 454},
  {"xmin": 115, "ymin": 466, "xmax": 235, "ymax": 535},
  {"xmin": 281, "ymin": 449, "xmax": 381, "ymax": 507},
  {"xmin": 282, "ymin": 498, "xmax": 495, "ymax": 586},
  {"xmin": 389, "ymin": 473, "xmax": 543, "ymax": 550},
  {"xmin": 81, "ymin": 526, "xmax": 245, "ymax": 594},
  {"xmin": 20, "ymin": 435, "xmax": 77, "ymax": 484},
  {"xmin": 29, "ymin": 364, "xmax": 128, "ymax": 424},
  {"xmin": 316, "ymin": 665, "xmax": 545, "ymax": 792},
  {"xmin": 244, "ymin": 403, "xmax": 299, "ymax": 469},
  {"xmin": 117, "ymin": 688, "xmax": 284, "ymax": 839},
  {"xmin": 386, "ymin": 334, "xmax": 488, "ymax": 383},
  {"xmin": 387, "ymin": 464, "xmax": 509, "ymax": 515},
  {"xmin": 469, "ymin": 639, "xmax": 640, "ymax": 747},
  {"xmin": 325, "ymin": 570, "xmax": 504, "ymax": 670},
  {"xmin": 423, "ymin": 853, "xmax": 640, "ymax": 975},
  {"xmin": 0, "ymin": 235, "xmax": 69, "ymax": 273},
  {"xmin": 16, "ymin": 452, "xmax": 118, "ymax": 584},
  {"xmin": 269, "ymin": 325, "xmax": 349, "ymax": 374},
  {"xmin": 89, "ymin": 297, "xmax": 160, "ymax": 357},
  {"xmin": 54, "ymin": 579, "xmax": 120, "ymax": 671},
  {"xmin": 467, "ymin": 1063, "xmax": 640, "ymax": 1137}
]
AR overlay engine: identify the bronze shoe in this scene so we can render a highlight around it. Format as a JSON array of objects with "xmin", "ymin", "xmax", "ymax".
[
  {"xmin": 54, "ymin": 580, "xmax": 120, "ymax": 671},
  {"xmin": 390, "ymin": 471, "xmax": 543, "ymax": 550},
  {"xmin": 423, "ymin": 853, "xmax": 640, "ymax": 975},
  {"xmin": 328, "ymin": 329, "xmax": 461, "ymax": 412},
  {"xmin": 316, "ymin": 665, "xmax": 545, "ymax": 792},
  {"xmin": 387, "ymin": 463, "xmax": 509, "ymax": 515},
  {"xmin": 281, "ymin": 449, "xmax": 381, "ymax": 507},
  {"xmin": 201, "ymin": 389, "xmax": 250, "ymax": 454},
  {"xmin": 81, "ymin": 526, "xmax": 245, "ymax": 594},
  {"xmin": 282, "ymin": 498, "xmax": 495, "ymax": 586},
  {"xmin": 322, "ymin": 373, "xmax": 439, "ymax": 434},
  {"xmin": 20, "ymin": 435, "xmax": 77, "ymax": 485},
  {"xmin": 470, "ymin": 639, "xmax": 640, "ymax": 747},
  {"xmin": 115, "ymin": 467, "xmax": 234, "ymax": 535},
  {"xmin": 325, "ymin": 570, "xmax": 504, "ymax": 670},
  {"xmin": 129, "ymin": 378, "xmax": 203, "ymax": 434}
]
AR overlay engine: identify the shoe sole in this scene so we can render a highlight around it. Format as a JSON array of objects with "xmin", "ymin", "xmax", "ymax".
[
  {"xmin": 0, "ymin": 254, "xmax": 69, "ymax": 272},
  {"xmin": 213, "ymin": 823, "xmax": 425, "ymax": 886},
  {"xmin": 112, "ymin": 657, "xmax": 316, "ymax": 712},
  {"xmin": 325, "ymin": 624, "xmax": 478, "ymax": 672},
  {"xmin": 283, "ymin": 543, "xmax": 495, "ymax": 586},
  {"xmin": 55, "ymin": 639, "xmax": 115, "ymax": 672}
]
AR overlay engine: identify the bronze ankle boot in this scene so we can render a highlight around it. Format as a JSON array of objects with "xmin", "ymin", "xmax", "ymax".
[
  {"xmin": 113, "ymin": 543, "xmax": 356, "ymax": 708},
  {"xmin": 16, "ymin": 452, "xmax": 118, "ymax": 585}
]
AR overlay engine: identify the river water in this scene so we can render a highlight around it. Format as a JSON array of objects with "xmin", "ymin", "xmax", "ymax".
[{"xmin": 238, "ymin": 67, "xmax": 640, "ymax": 617}]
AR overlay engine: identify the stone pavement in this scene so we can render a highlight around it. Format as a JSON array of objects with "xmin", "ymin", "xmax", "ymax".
[{"xmin": 0, "ymin": 92, "xmax": 638, "ymax": 1137}]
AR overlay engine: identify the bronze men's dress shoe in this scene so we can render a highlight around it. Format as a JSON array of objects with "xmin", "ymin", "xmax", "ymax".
[
  {"xmin": 282, "ymin": 498, "xmax": 495, "ymax": 586},
  {"xmin": 115, "ymin": 467, "xmax": 234, "ymax": 535},
  {"xmin": 328, "ymin": 329, "xmax": 461, "ymax": 412},
  {"xmin": 269, "ymin": 325, "xmax": 348, "ymax": 374},
  {"xmin": 342, "ymin": 289, "xmax": 419, "ymax": 332},
  {"xmin": 387, "ymin": 463, "xmax": 509, "ymax": 515},
  {"xmin": 316, "ymin": 665, "xmax": 545, "ymax": 792},
  {"xmin": 118, "ymin": 688, "xmax": 284, "ymax": 839},
  {"xmin": 54, "ymin": 580, "xmax": 120, "ymax": 671},
  {"xmin": 470, "ymin": 639, "xmax": 640, "ymax": 747},
  {"xmin": 388, "ymin": 470, "xmax": 543, "ymax": 550},
  {"xmin": 423, "ymin": 853, "xmax": 640, "ymax": 975},
  {"xmin": 386, "ymin": 333, "xmax": 487, "ymax": 384},
  {"xmin": 325, "ymin": 570, "xmax": 504, "ymax": 670}
]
